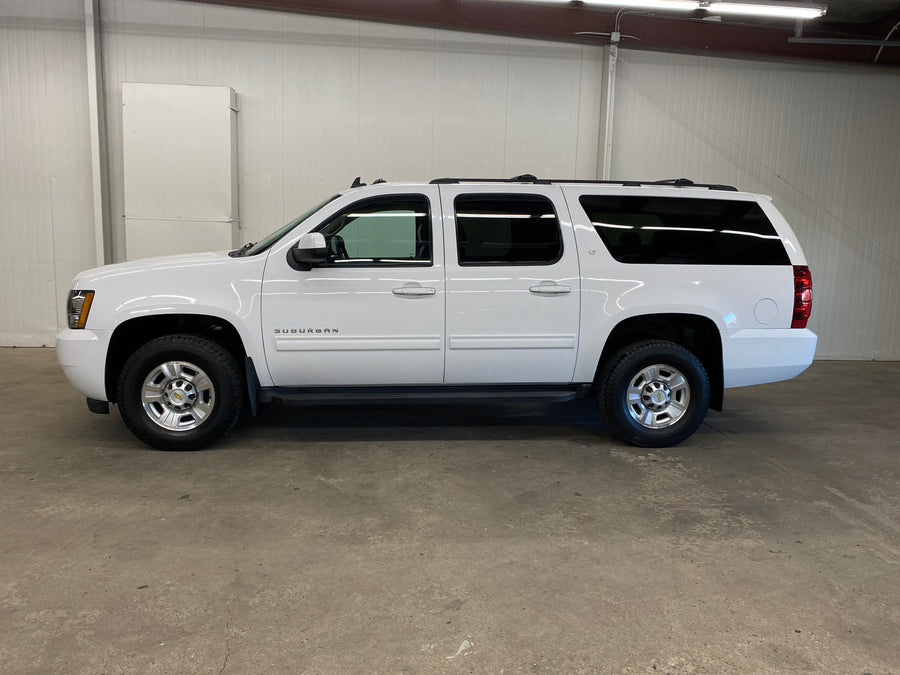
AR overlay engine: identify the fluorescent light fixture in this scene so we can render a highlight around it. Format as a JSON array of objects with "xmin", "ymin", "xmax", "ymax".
[
  {"xmin": 578, "ymin": 0, "xmax": 700, "ymax": 9},
  {"xmin": 594, "ymin": 222, "xmax": 636, "ymax": 229},
  {"xmin": 720, "ymin": 229, "xmax": 782, "ymax": 239},
  {"xmin": 643, "ymin": 226, "xmax": 716, "ymax": 232},
  {"xmin": 486, "ymin": 0, "xmax": 827, "ymax": 20},
  {"xmin": 345, "ymin": 212, "xmax": 426, "ymax": 217},
  {"xmin": 457, "ymin": 213, "xmax": 554, "ymax": 218},
  {"xmin": 487, "ymin": 0, "xmax": 702, "ymax": 10},
  {"xmin": 701, "ymin": 2, "xmax": 826, "ymax": 19}
]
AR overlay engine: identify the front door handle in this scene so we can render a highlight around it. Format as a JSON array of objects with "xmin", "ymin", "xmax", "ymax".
[
  {"xmin": 529, "ymin": 284, "xmax": 572, "ymax": 295},
  {"xmin": 392, "ymin": 286, "xmax": 436, "ymax": 296}
]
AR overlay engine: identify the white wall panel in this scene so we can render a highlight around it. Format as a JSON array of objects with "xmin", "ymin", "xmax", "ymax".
[
  {"xmin": 0, "ymin": 0, "xmax": 97, "ymax": 346},
  {"xmin": 611, "ymin": 50, "xmax": 900, "ymax": 360},
  {"xmin": 432, "ymin": 32, "xmax": 511, "ymax": 178},
  {"xmin": 122, "ymin": 83, "xmax": 239, "ymax": 258},
  {"xmin": 5, "ymin": 0, "xmax": 895, "ymax": 361},
  {"xmin": 99, "ymin": 0, "xmax": 604, "ymax": 262},
  {"xmin": 356, "ymin": 21, "xmax": 435, "ymax": 180}
]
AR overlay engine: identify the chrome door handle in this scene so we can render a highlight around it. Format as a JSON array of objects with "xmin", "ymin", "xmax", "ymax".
[
  {"xmin": 529, "ymin": 284, "xmax": 572, "ymax": 294},
  {"xmin": 392, "ymin": 287, "xmax": 436, "ymax": 296}
]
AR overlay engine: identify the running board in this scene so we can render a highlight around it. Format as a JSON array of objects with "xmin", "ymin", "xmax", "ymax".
[{"xmin": 259, "ymin": 384, "xmax": 592, "ymax": 406}]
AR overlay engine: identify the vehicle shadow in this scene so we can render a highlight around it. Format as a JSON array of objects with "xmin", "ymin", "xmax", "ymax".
[{"xmin": 231, "ymin": 396, "xmax": 610, "ymax": 444}]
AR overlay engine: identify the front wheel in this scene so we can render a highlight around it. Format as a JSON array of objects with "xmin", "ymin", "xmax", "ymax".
[
  {"xmin": 598, "ymin": 340, "xmax": 710, "ymax": 447},
  {"xmin": 117, "ymin": 335, "xmax": 243, "ymax": 450}
]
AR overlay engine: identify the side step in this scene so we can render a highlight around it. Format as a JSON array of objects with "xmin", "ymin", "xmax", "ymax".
[{"xmin": 259, "ymin": 384, "xmax": 592, "ymax": 406}]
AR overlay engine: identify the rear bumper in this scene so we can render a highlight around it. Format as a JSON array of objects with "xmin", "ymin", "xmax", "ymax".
[
  {"xmin": 722, "ymin": 328, "xmax": 817, "ymax": 388},
  {"xmin": 56, "ymin": 328, "xmax": 112, "ymax": 401}
]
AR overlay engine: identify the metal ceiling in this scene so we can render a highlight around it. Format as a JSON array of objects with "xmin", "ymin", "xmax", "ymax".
[
  {"xmin": 824, "ymin": 0, "xmax": 900, "ymax": 23},
  {"xmin": 188, "ymin": 0, "xmax": 900, "ymax": 67}
]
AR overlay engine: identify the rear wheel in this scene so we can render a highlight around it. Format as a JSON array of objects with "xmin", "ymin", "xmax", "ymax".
[
  {"xmin": 599, "ymin": 340, "xmax": 710, "ymax": 447},
  {"xmin": 117, "ymin": 335, "xmax": 242, "ymax": 450}
]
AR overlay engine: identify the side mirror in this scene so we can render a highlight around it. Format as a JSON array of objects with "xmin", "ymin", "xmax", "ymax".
[{"xmin": 289, "ymin": 232, "xmax": 327, "ymax": 270}]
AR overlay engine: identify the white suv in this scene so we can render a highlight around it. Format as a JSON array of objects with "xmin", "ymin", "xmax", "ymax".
[{"xmin": 57, "ymin": 176, "xmax": 816, "ymax": 450}]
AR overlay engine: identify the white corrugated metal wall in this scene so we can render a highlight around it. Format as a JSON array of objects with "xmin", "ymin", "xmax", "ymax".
[
  {"xmin": 0, "ymin": 0, "xmax": 98, "ymax": 346},
  {"xmin": 1, "ymin": 0, "xmax": 898, "ymax": 359},
  {"xmin": 99, "ymin": 0, "xmax": 604, "ymax": 262},
  {"xmin": 612, "ymin": 49, "xmax": 900, "ymax": 360}
]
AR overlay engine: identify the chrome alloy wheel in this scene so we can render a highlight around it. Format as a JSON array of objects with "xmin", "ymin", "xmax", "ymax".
[
  {"xmin": 140, "ymin": 361, "xmax": 216, "ymax": 432},
  {"xmin": 626, "ymin": 363, "xmax": 691, "ymax": 430}
]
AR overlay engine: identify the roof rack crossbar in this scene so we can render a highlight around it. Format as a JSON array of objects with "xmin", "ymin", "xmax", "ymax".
[{"xmin": 430, "ymin": 175, "xmax": 548, "ymax": 185}]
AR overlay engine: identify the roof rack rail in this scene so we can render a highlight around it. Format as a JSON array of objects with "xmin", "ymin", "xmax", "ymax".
[
  {"xmin": 429, "ymin": 175, "xmax": 738, "ymax": 191},
  {"xmin": 430, "ymin": 174, "xmax": 547, "ymax": 184},
  {"xmin": 648, "ymin": 178, "xmax": 738, "ymax": 191}
]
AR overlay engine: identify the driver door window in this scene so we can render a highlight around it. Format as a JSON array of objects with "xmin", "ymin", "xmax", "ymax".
[{"xmin": 318, "ymin": 196, "xmax": 432, "ymax": 266}]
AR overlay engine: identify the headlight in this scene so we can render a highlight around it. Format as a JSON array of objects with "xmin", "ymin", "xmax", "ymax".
[{"xmin": 67, "ymin": 290, "xmax": 95, "ymax": 329}]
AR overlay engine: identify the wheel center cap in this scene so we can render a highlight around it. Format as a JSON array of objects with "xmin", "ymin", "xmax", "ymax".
[
  {"xmin": 164, "ymin": 380, "xmax": 195, "ymax": 410},
  {"xmin": 642, "ymin": 382, "xmax": 671, "ymax": 409}
]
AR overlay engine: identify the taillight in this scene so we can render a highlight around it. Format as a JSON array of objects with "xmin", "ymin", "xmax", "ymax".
[{"xmin": 791, "ymin": 265, "xmax": 812, "ymax": 328}]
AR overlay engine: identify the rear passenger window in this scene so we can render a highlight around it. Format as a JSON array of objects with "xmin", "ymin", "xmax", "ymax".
[
  {"xmin": 580, "ymin": 195, "xmax": 790, "ymax": 265},
  {"xmin": 455, "ymin": 195, "xmax": 562, "ymax": 266}
]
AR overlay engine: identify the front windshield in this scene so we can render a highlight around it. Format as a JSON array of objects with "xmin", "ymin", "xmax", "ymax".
[{"xmin": 240, "ymin": 194, "xmax": 339, "ymax": 256}]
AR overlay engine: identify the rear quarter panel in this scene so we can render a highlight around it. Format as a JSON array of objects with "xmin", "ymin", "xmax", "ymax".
[{"xmin": 561, "ymin": 186, "xmax": 800, "ymax": 383}]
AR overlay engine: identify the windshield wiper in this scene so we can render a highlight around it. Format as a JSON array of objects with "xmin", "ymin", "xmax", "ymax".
[{"xmin": 229, "ymin": 242, "xmax": 255, "ymax": 257}]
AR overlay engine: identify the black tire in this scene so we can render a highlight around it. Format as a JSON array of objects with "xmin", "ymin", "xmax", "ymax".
[
  {"xmin": 117, "ymin": 334, "xmax": 243, "ymax": 450},
  {"xmin": 598, "ymin": 340, "xmax": 710, "ymax": 448}
]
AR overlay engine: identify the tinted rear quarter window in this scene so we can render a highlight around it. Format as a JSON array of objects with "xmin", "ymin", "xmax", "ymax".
[
  {"xmin": 455, "ymin": 194, "xmax": 562, "ymax": 265},
  {"xmin": 580, "ymin": 195, "xmax": 789, "ymax": 265}
]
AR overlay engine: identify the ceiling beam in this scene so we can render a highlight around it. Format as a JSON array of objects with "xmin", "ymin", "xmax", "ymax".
[
  {"xmin": 187, "ymin": 0, "xmax": 899, "ymax": 67},
  {"xmin": 865, "ymin": 9, "xmax": 900, "ymax": 38}
]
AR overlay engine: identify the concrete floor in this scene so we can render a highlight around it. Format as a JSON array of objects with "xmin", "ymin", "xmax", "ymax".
[{"xmin": 1, "ymin": 348, "xmax": 898, "ymax": 674}]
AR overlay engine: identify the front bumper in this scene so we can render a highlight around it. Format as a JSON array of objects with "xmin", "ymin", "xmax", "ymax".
[
  {"xmin": 722, "ymin": 328, "xmax": 818, "ymax": 388},
  {"xmin": 56, "ymin": 328, "xmax": 112, "ymax": 401}
]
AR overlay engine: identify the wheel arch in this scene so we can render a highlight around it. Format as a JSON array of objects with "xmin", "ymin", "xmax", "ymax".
[
  {"xmin": 105, "ymin": 314, "xmax": 249, "ymax": 403},
  {"xmin": 596, "ymin": 313, "xmax": 724, "ymax": 411}
]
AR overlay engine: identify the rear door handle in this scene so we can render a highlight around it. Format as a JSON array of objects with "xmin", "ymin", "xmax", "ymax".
[
  {"xmin": 529, "ymin": 284, "xmax": 572, "ymax": 295},
  {"xmin": 392, "ymin": 286, "xmax": 436, "ymax": 296}
]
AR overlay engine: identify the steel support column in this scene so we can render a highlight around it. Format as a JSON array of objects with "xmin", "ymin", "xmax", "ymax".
[{"xmin": 84, "ymin": 0, "xmax": 110, "ymax": 266}]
